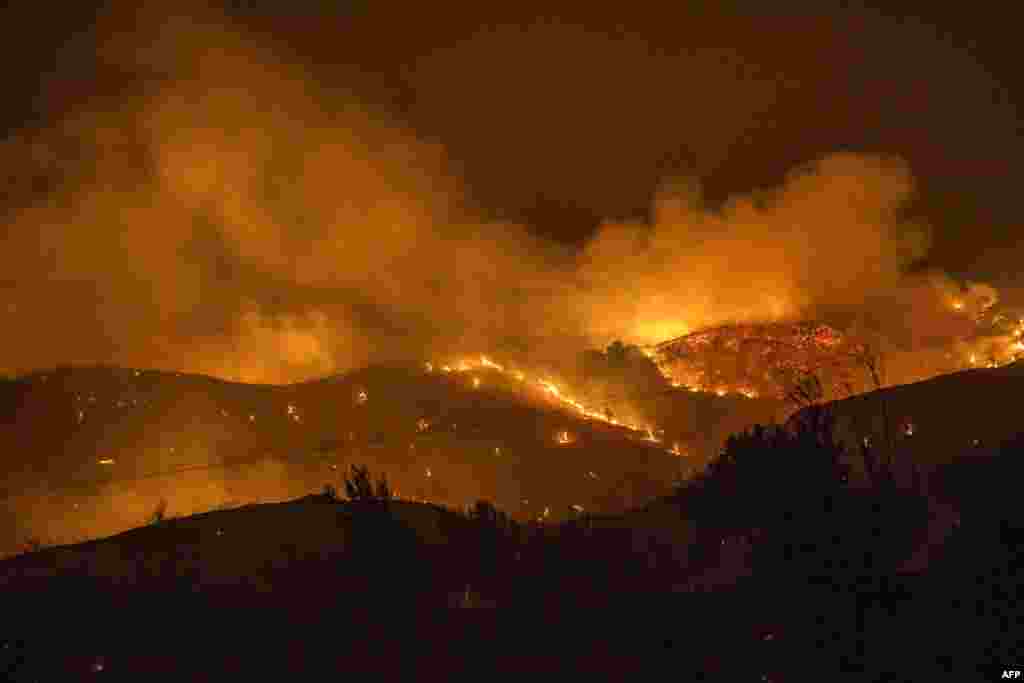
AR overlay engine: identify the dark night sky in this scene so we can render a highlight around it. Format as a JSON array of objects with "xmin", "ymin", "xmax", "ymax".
[{"xmin": 3, "ymin": 2, "xmax": 1020, "ymax": 286}]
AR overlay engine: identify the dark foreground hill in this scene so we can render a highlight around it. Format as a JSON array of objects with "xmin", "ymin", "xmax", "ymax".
[
  {"xmin": 2, "ymin": 416, "xmax": 1020, "ymax": 680},
  {"xmin": 790, "ymin": 359, "xmax": 1024, "ymax": 476}
]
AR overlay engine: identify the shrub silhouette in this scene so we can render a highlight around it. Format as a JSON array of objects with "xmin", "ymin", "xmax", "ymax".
[
  {"xmin": 677, "ymin": 406, "xmax": 929, "ymax": 591},
  {"xmin": 343, "ymin": 465, "xmax": 391, "ymax": 504}
]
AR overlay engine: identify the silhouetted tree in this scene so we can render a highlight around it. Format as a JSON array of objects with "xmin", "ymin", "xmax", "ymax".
[
  {"xmin": 606, "ymin": 340, "xmax": 628, "ymax": 366},
  {"xmin": 344, "ymin": 464, "xmax": 374, "ymax": 500},
  {"xmin": 676, "ymin": 409, "xmax": 929, "ymax": 596},
  {"xmin": 344, "ymin": 465, "xmax": 391, "ymax": 504}
]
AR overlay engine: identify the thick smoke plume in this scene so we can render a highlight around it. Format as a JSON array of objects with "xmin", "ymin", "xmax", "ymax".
[
  {"xmin": 576, "ymin": 154, "xmax": 931, "ymax": 346},
  {"xmin": 0, "ymin": 5, "xmax": 1004, "ymax": 386},
  {"xmin": 0, "ymin": 7, "xmax": 579, "ymax": 381}
]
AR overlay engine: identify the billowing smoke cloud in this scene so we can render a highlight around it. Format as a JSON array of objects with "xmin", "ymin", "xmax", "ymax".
[
  {"xmin": 576, "ymin": 154, "xmax": 931, "ymax": 345},
  {"xmin": 0, "ymin": 6, "xmax": 580, "ymax": 381},
  {"xmin": 0, "ymin": 4, "xmax": 1007, "ymax": 387}
]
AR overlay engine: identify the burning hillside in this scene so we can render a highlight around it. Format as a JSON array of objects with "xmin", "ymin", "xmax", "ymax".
[
  {"xmin": 646, "ymin": 321, "xmax": 865, "ymax": 402},
  {"xmin": 641, "ymin": 296, "xmax": 1024, "ymax": 407},
  {"xmin": 0, "ymin": 362, "xmax": 684, "ymax": 557}
]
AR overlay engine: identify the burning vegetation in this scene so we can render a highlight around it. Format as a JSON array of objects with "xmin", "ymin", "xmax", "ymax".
[{"xmin": 647, "ymin": 321, "xmax": 862, "ymax": 401}]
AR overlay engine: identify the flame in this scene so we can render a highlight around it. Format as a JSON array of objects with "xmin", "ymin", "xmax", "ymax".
[
  {"xmin": 431, "ymin": 354, "xmax": 655, "ymax": 437},
  {"xmin": 98, "ymin": 458, "xmax": 115, "ymax": 465},
  {"xmin": 472, "ymin": 377, "xmax": 481, "ymax": 389},
  {"xmin": 952, "ymin": 300, "xmax": 964, "ymax": 311},
  {"xmin": 480, "ymin": 355, "xmax": 504, "ymax": 371},
  {"xmin": 540, "ymin": 380, "xmax": 561, "ymax": 398},
  {"xmin": 556, "ymin": 429, "xmax": 573, "ymax": 445}
]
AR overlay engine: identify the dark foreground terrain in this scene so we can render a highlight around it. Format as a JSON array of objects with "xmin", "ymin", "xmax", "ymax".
[{"xmin": 2, "ymin": 413, "xmax": 1020, "ymax": 680}]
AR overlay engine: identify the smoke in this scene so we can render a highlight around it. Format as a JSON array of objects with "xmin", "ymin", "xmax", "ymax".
[
  {"xmin": 575, "ymin": 153, "xmax": 931, "ymax": 345},
  {"xmin": 0, "ymin": 4, "xmax": 1004, "ymax": 386},
  {"xmin": 0, "ymin": 5, "xmax": 578, "ymax": 381}
]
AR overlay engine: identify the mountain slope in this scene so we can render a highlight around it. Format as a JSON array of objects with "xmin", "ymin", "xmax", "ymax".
[{"xmin": 0, "ymin": 362, "xmax": 683, "ymax": 556}]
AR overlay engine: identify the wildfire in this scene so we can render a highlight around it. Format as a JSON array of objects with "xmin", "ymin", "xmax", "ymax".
[
  {"xmin": 98, "ymin": 458, "xmax": 115, "ymax": 465},
  {"xmin": 952, "ymin": 300, "xmax": 964, "ymax": 311},
  {"xmin": 479, "ymin": 355, "xmax": 504, "ymax": 371},
  {"xmin": 430, "ymin": 355, "xmax": 654, "ymax": 435},
  {"xmin": 472, "ymin": 377, "xmax": 481, "ymax": 389},
  {"xmin": 669, "ymin": 442, "xmax": 684, "ymax": 456},
  {"xmin": 556, "ymin": 429, "xmax": 573, "ymax": 445}
]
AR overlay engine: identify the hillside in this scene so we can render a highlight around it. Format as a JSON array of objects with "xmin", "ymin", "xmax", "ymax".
[
  {"xmin": 790, "ymin": 358, "xmax": 1024, "ymax": 474},
  {"xmin": 0, "ymin": 362, "xmax": 687, "ymax": 557}
]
